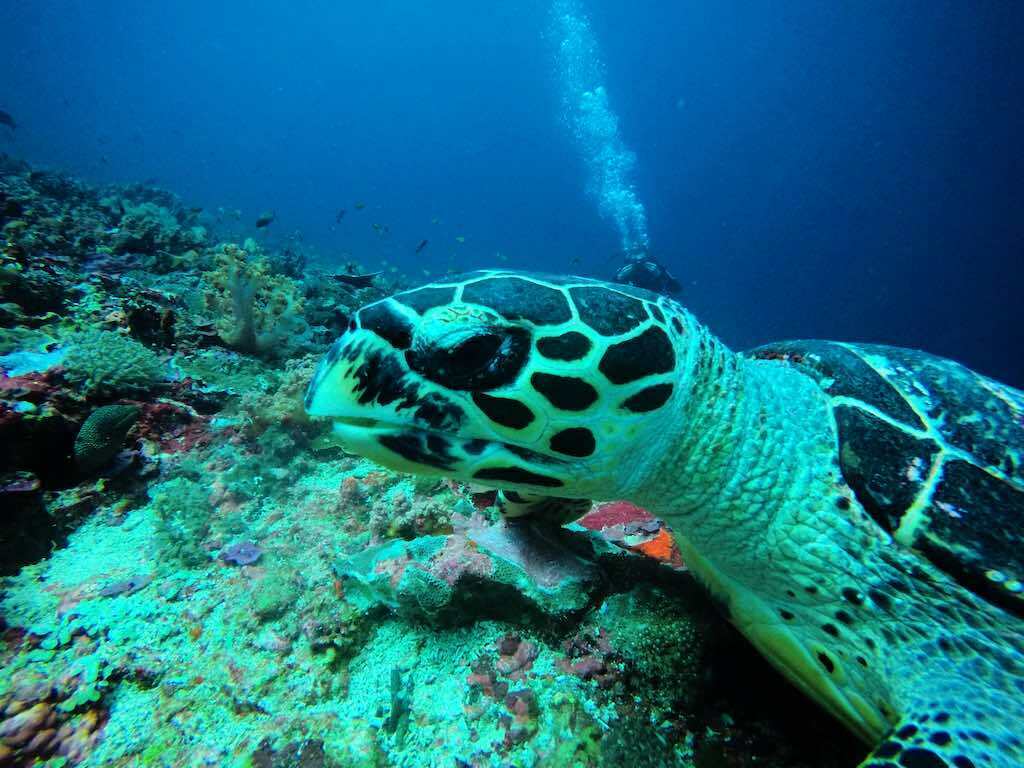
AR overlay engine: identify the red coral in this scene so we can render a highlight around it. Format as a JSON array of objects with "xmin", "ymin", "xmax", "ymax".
[
  {"xmin": 502, "ymin": 688, "xmax": 539, "ymax": 746},
  {"xmin": 579, "ymin": 501, "xmax": 654, "ymax": 531},
  {"xmin": 632, "ymin": 528, "xmax": 684, "ymax": 567},
  {"xmin": 0, "ymin": 369, "xmax": 81, "ymax": 410},
  {"xmin": 495, "ymin": 635, "xmax": 538, "ymax": 678},
  {"xmin": 559, "ymin": 628, "xmax": 620, "ymax": 689},
  {"xmin": 579, "ymin": 502, "xmax": 684, "ymax": 567},
  {"xmin": 467, "ymin": 661, "xmax": 508, "ymax": 701},
  {"xmin": 135, "ymin": 401, "xmax": 211, "ymax": 455}
]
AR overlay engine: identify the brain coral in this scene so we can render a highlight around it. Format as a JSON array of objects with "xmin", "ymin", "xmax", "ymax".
[{"xmin": 62, "ymin": 330, "xmax": 166, "ymax": 397}]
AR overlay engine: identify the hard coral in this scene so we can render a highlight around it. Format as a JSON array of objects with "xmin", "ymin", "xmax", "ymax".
[
  {"xmin": 0, "ymin": 678, "xmax": 105, "ymax": 765},
  {"xmin": 368, "ymin": 488, "xmax": 454, "ymax": 540},
  {"xmin": 201, "ymin": 241, "xmax": 306, "ymax": 357},
  {"xmin": 495, "ymin": 635, "xmax": 538, "ymax": 677},
  {"xmin": 61, "ymin": 329, "xmax": 166, "ymax": 398},
  {"xmin": 109, "ymin": 199, "xmax": 206, "ymax": 255},
  {"xmin": 250, "ymin": 738, "xmax": 329, "ymax": 768}
]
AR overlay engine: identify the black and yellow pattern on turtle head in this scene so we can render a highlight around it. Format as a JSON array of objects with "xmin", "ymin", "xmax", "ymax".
[{"xmin": 305, "ymin": 270, "xmax": 698, "ymax": 500}]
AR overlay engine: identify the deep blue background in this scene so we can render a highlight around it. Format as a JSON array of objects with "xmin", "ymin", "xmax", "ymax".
[{"xmin": 2, "ymin": 1, "xmax": 1021, "ymax": 385}]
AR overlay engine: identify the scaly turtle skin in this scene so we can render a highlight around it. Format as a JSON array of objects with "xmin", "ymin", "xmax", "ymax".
[{"xmin": 305, "ymin": 270, "xmax": 1024, "ymax": 767}]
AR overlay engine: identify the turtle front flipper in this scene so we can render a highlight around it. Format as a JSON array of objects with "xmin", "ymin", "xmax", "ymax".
[
  {"xmin": 859, "ymin": 717, "xmax": 1015, "ymax": 768},
  {"xmin": 497, "ymin": 491, "xmax": 592, "ymax": 527},
  {"xmin": 857, "ymin": 672, "xmax": 1024, "ymax": 768}
]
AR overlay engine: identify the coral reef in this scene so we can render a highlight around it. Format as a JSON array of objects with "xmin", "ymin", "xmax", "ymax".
[
  {"xmin": 108, "ymin": 200, "xmax": 206, "ymax": 256},
  {"xmin": 61, "ymin": 330, "xmax": 167, "ymax": 399},
  {"xmin": 200, "ymin": 241, "xmax": 307, "ymax": 357},
  {"xmin": 0, "ymin": 159, "xmax": 863, "ymax": 768}
]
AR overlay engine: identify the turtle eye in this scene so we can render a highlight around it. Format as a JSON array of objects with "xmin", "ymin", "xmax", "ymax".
[
  {"xmin": 449, "ymin": 333, "xmax": 503, "ymax": 373},
  {"xmin": 406, "ymin": 327, "xmax": 530, "ymax": 391}
]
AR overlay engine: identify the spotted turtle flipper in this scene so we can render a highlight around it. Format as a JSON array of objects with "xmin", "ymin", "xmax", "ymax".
[{"xmin": 858, "ymin": 706, "xmax": 1018, "ymax": 768}]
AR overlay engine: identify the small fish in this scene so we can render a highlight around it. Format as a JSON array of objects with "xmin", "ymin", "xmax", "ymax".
[
  {"xmin": 354, "ymin": 201, "xmax": 366, "ymax": 210},
  {"xmin": 0, "ymin": 110, "xmax": 15, "ymax": 131},
  {"xmin": 415, "ymin": 239, "xmax": 429, "ymax": 253},
  {"xmin": 335, "ymin": 208, "xmax": 346, "ymax": 223},
  {"xmin": 188, "ymin": 206, "xmax": 203, "ymax": 215},
  {"xmin": 431, "ymin": 217, "xmax": 440, "ymax": 225},
  {"xmin": 255, "ymin": 211, "xmax": 275, "ymax": 228},
  {"xmin": 331, "ymin": 270, "xmax": 382, "ymax": 288},
  {"xmin": 455, "ymin": 236, "xmax": 465, "ymax": 243}
]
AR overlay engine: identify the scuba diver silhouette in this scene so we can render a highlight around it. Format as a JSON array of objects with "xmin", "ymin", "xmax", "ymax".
[{"xmin": 613, "ymin": 246, "xmax": 682, "ymax": 295}]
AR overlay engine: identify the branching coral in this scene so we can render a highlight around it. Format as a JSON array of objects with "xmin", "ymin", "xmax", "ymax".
[
  {"xmin": 61, "ymin": 330, "xmax": 166, "ymax": 398},
  {"xmin": 200, "ymin": 241, "xmax": 306, "ymax": 357}
]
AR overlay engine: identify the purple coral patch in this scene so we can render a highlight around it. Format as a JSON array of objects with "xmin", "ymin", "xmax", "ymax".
[
  {"xmin": 0, "ymin": 471, "xmax": 42, "ymax": 494},
  {"xmin": 221, "ymin": 540, "xmax": 263, "ymax": 566}
]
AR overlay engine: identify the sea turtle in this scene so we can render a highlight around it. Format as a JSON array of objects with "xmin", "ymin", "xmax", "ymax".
[{"xmin": 304, "ymin": 269, "xmax": 1024, "ymax": 767}]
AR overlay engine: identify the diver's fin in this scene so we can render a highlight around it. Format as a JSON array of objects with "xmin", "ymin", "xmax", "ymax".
[{"xmin": 497, "ymin": 491, "xmax": 591, "ymax": 527}]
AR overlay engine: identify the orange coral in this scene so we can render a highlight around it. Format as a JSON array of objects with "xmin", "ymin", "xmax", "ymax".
[{"xmin": 630, "ymin": 529, "xmax": 682, "ymax": 567}]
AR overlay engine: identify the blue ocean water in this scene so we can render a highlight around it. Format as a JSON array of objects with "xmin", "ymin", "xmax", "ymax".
[
  {"xmin": 2, "ymin": 1, "xmax": 1020, "ymax": 382},
  {"xmin": 3, "ymin": 5, "xmax": 1024, "ymax": 766}
]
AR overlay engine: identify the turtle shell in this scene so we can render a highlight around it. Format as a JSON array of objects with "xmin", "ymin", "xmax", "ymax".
[{"xmin": 750, "ymin": 340, "xmax": 1024, "ymax": 617}]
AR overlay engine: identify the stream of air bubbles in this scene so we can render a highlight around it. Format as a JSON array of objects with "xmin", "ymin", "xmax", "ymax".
[{"xmin": 553, "ymin": 0, "xmax": 649, "ymax": 257}]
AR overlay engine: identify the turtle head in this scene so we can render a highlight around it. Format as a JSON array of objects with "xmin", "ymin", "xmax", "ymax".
[{"xmin": 305, "ymin": 270, "xmax": 693, "ymax": 500}]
